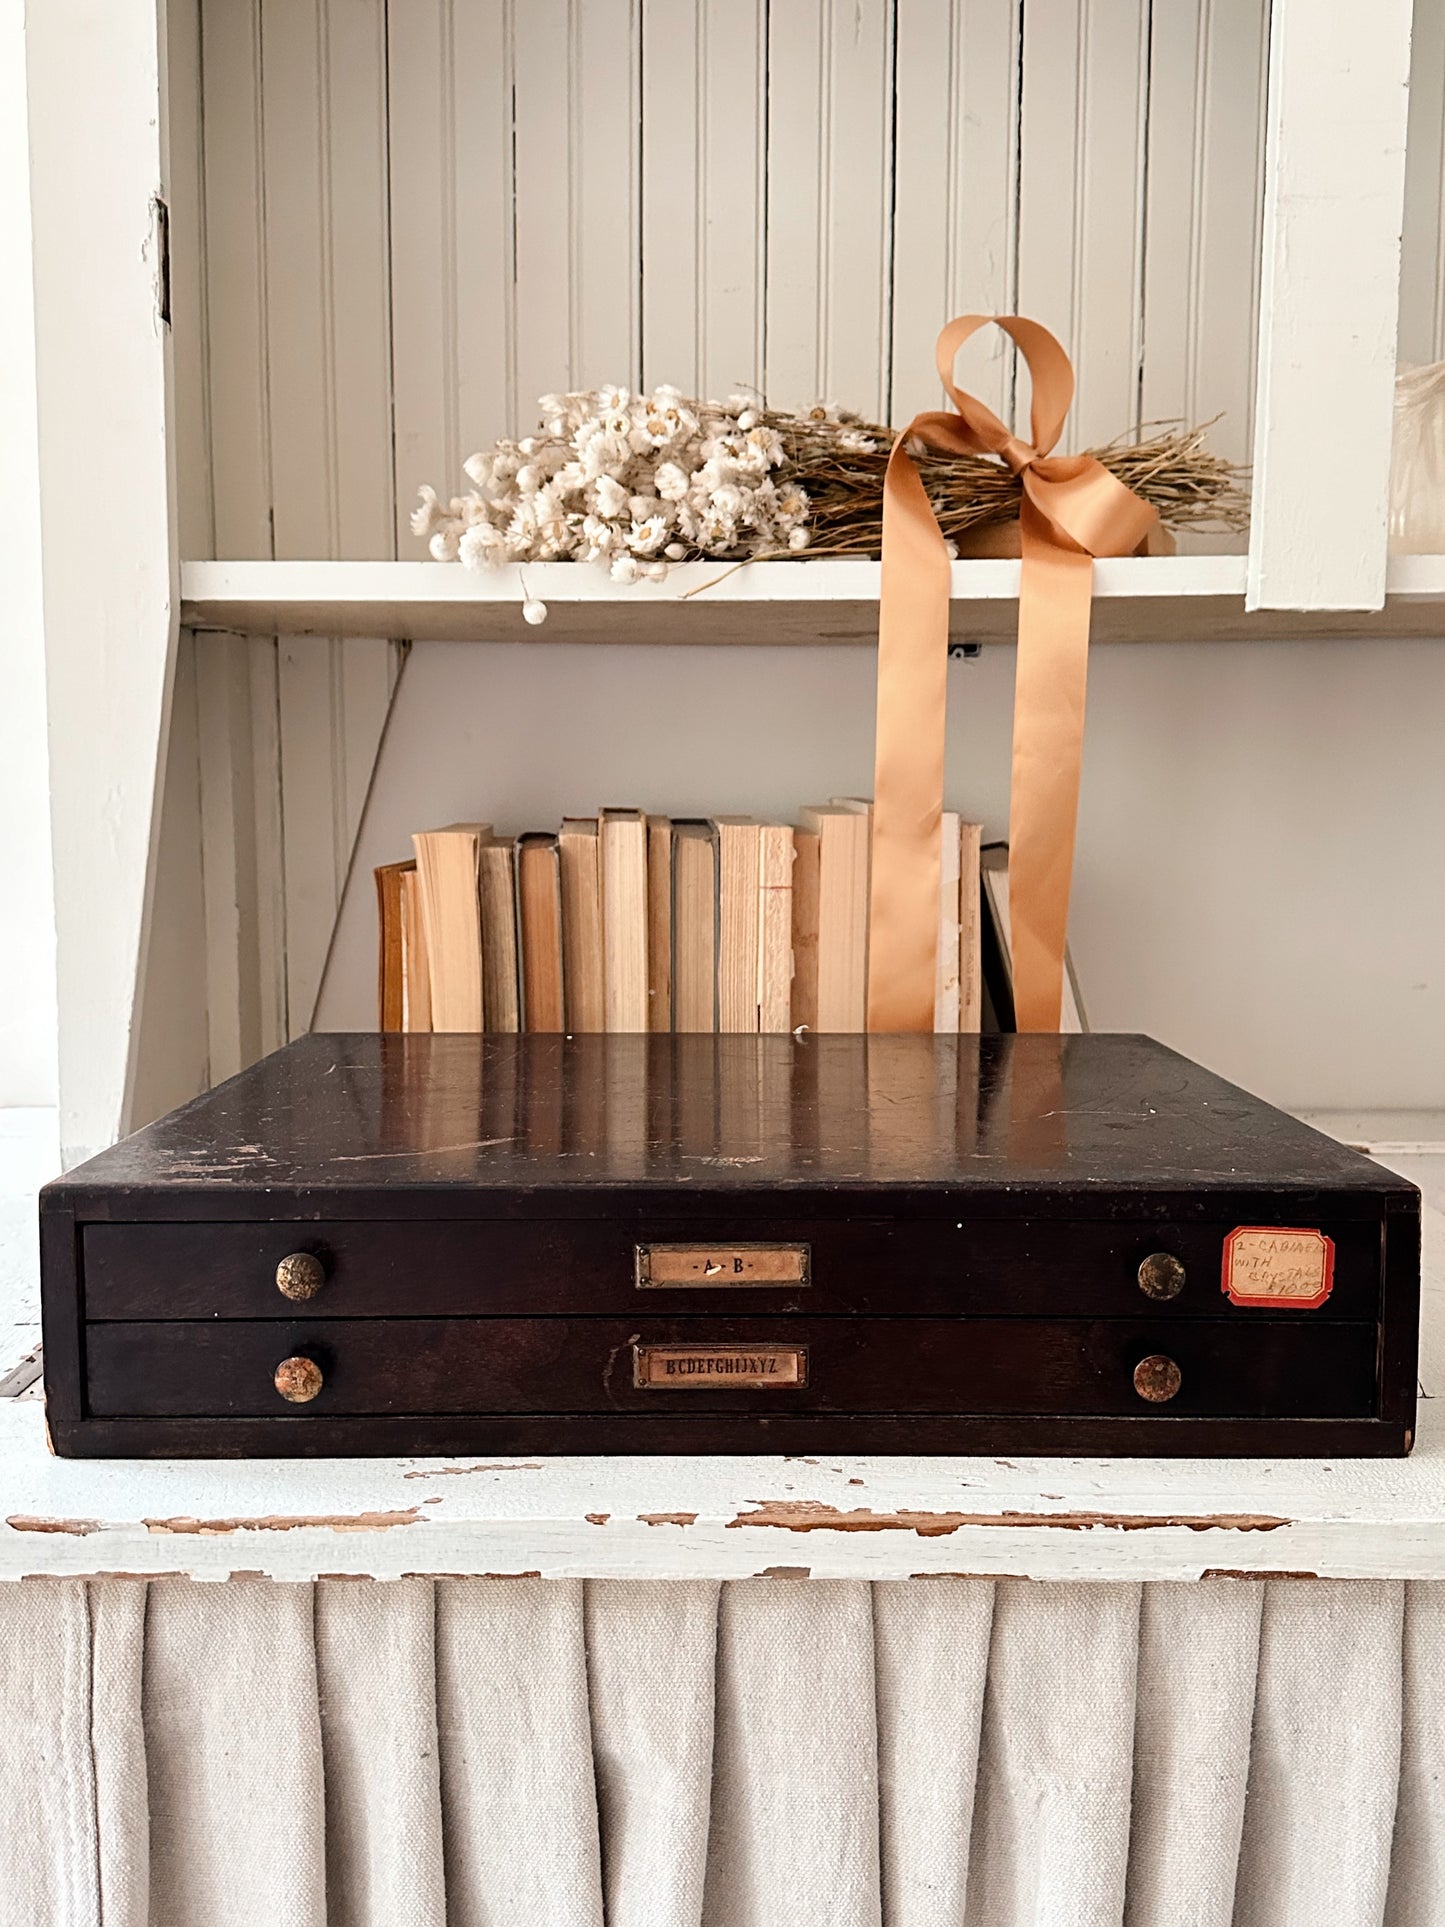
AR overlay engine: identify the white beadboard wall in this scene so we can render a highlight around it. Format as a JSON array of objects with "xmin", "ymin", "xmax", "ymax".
[
  {"xmin": 184, "ymin": 0, "xmax": 1270, "ymax": 524},
  {"xmin": 155, "ymin": 0, "xmax": 1445, "ymax": 1113}
]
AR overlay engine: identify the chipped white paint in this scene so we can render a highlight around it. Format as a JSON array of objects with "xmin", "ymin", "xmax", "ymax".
[
  {"xmin": 2, "ymin": 1396, "xmax": 1443, "ymax": 1585},
  {"xmin": 2, "ymin": 1146, "xmax": 1441, "ymax": 1584}
]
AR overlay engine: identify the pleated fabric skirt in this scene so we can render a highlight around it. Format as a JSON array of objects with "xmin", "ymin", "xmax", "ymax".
[{"xmin": 0, "ymin": 1576, "xmax": 1437, "ymax": 1927}]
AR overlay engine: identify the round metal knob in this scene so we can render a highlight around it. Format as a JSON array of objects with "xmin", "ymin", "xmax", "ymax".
[
  {"xmin": 275, "ymin": 1251, "xmax": 326, "ymax": 1301},
  {"xmin": 274, "ymin": 1355, "xmax": 324, "ymax": 1404},
  {"xmin": 1137, "ymin": 1251, "xmax": 1186, "ymax": 1301},
  {"xmin": 1133, "ymin": 1354, "xmax": 1182, "ymax": 1404}
]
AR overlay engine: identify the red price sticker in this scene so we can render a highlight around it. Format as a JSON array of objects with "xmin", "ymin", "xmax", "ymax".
[{"xmin": 1222, "ymin": 1227, "xmax": 1335, "ymax": 1309}]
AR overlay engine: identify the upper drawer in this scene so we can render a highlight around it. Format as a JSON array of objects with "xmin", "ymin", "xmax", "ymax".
[{"xmin": 80, "ymin": 1214, "xmax": 1384, "ymax": 1321}]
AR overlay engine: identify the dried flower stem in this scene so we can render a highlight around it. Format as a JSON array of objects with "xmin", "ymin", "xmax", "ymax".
[{"xmin": 757, "ymin": 412, "xmax": 1248, "ymax": 559}]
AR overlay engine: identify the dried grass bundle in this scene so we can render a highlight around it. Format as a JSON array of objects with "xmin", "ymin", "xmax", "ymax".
[
  {"xmin": 415, "ymin": 386, "xmax": 1248, "ymax": 584},
  {"xmin": 760, "ymin": 409, "xmax": 1250, "ymax": 558}
]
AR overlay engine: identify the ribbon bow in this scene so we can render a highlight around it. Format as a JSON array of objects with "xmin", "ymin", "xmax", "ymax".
[{"xmin": 867, "ymin": 314, "xmax": 1158, "ymax": 1033}]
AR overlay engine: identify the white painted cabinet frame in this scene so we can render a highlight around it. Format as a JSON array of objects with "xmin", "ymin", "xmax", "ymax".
[
  {"xmin": 26, "ymin": 1, "xmax": 178, "ymax": 1167},
  {"xmin": 1247, "ymin": 0, "xmax": 1415, "ymax": 613}
]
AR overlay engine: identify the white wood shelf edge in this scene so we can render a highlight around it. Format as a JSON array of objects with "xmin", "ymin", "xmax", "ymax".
[
  {"xmin": 179, "ymin": 555, "xmax": 1445, "ymax": 647},
  {"xmin": 4, "ymin": 1395, "xmax": 1445, "ymax": 1584}
]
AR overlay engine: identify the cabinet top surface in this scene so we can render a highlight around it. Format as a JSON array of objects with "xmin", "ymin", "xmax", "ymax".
[{"xmin": 46, "ymin": 1033, "xmax": 1408, "ymax": 1211}]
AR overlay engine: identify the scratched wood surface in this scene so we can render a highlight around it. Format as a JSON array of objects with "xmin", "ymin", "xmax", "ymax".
[
  {"xmin": 34, "ymin": 1037, "xmax": 1419, "ymax": 1461},
  {"xmin": 49, "ymin": 1034, "xmax": 1408, "ymax": 1195}
]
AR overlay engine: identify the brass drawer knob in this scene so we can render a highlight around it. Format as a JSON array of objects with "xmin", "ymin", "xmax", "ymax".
[
  {"xmin": 275, "ymin": 1251, "xmax": 326, "ymax": 1301},
  {"xmin": 1133, "ymin": 1354, "xmax": 1182, "ymax": 1404},
  {"xmin": 1137, "ymin": 1252, "xmax": 1185, "ymax": 1301},
  {"xmin": 274, "ymin": 1355, "xmax": 324, "ymax": 1404}
]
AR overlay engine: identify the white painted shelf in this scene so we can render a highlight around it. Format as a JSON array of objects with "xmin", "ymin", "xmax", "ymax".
[
  {"xmin": 2, "ymin": 1146, "xmax": 1441, "ymax": 1586},
  {"xmin": 180, "ymin": 555, "xmax": 1445, "ymax": 648}
]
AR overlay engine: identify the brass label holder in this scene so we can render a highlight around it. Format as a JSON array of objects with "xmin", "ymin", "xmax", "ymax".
[
  {"xmin": 634, "ymin": 1242, "xmax": 810, "ymax": 1289},
  {"xmin": 633, "ymin": 1344, "xmax": 809, "ymax": 1389}
]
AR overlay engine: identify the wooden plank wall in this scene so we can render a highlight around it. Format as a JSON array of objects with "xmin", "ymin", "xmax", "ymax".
[
  {"xmin": 186, "ymin": 0, "xmax": 1274, "ymax": 542},
  {"xmin": 164, "ymin": 0, "xmax": 1443, "ymax": 1089},
  {"xmin": 176, "ymin": 0, "xmax": 405, "ymax": 1078}
]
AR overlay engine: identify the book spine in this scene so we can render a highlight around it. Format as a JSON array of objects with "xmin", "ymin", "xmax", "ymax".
[
  {"xmin": 647, "ymin": 817, "xmax": 672, "ymax": 1033},
  {"xmin": 601, "ymin": 812, "xmax": 649, "ymax": 1032},
  {"xmin": 758, "ymin": 826, "xmax": 795, "ymax": 1033},
  {"xmin": 959, "ymin": 822, "xmax": 983, "ymax": 1033},
  {"xmin": 790, "ymin": 829, "xmax": 820, "ymax": 1031},
  {"xmin": 717, "ymin": 822, "xmax": 762, "ymax": 1033},
  {"xmin": 375, "ymin": 867, "xmax": 406, "ymax": 1032},
  {"xmin": 934, "ymin": 813, "xmax": 961, "ymax": 1033}
]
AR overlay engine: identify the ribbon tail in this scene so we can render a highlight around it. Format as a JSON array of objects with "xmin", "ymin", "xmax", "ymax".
[
  {"xmin": 1009, "ymin": 497, "xmax": 1094, "ymax": 1032},
  {"xmin": 866, "ymin": 436, "xmax": 949, "ymax": 1032}
]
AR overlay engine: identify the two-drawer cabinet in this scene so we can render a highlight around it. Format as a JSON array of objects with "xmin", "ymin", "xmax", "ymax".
[{"xmin": 41, "ymin": 1032, "xmax": 1421, "ymax": 1457}]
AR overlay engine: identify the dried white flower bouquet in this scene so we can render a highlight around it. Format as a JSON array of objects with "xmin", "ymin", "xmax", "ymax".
[
  {"xmin": 414, "ymin": 386, "xmax": 1246, "ymax": 583},
  {"xmin": 412, "ymin": 385, "xmax": 826, "ymax": 584}
]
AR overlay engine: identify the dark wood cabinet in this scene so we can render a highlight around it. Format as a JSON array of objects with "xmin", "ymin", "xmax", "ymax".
[{"xmin": 41, "ymin": 1032, "xmax": 1421, "ymax": 1457}]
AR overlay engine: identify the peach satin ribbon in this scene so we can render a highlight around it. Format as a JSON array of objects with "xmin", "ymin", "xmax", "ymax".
[{"xmin": 867, "ymin": 315, "xmax": 1158, "ymax": 1033}]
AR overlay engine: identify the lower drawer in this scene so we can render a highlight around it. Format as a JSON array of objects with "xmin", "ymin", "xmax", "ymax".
[{"xmin": 83, "ymin": 1316, "xmax": 1379, "ymax": 1419}]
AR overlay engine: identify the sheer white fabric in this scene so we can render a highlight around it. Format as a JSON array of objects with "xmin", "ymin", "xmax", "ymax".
[{"xmin": 0, "ymin": 1576, "xmax": 1428, "ymax": 1927}]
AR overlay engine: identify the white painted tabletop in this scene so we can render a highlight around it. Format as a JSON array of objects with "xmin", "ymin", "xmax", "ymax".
[{"xmin": 1, "ymin": 1125, "xmax": 1441, "ymax": 1584}]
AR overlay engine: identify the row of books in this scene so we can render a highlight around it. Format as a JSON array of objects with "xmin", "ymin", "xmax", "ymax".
[{"xmin": 376, "ymin": 804, "xmax": 1085, "ymax": 1035}]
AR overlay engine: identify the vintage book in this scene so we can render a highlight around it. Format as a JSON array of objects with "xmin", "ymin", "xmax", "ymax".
[
  {"xmin": 757, "ymin": 823, "xmax": 795, "ymax": 1033},
  {"xmin": 411, "ymin": 822, "xmax": 489, "ymax": 1031},
  {"xmin": 790, "ymin": 827, "xmax": 820, "ymax": 1031},
  {"xmin": 796, "ymin": 803, "xmax": 869, "ymax": 1030},
  {"xmin": 600, "ymin": 809, "xmax": 649, "ymax": 1033},
  {"xmin": 374, "ymin": 860, "xmax": 412, "ymax": 1032},
  {"xmin": 959, "ymin": 822, "xmax": 983, "ymax": 1034},
  {"xmin": 516, "ymin": 832, "xmax": 565, "ymax": 1033},
  {"xmin": 715, "ymin": 817, "xmax": 762, "ymax": 1032},
  {"xmin": 477, "ymin": 838, "xmax": 520, "ymax": 1034},
  {"xmin": 934, "ymin": 811, "xmax": 961, "ymax": 1032},
  {"xmin": 43, "ymin": 1032, "xmax": 1420, "ymax": 1459},
  {"xmin": 558, "ymin": 817, "xmax": 605, "ymax": 1032},
  {"xmin": 399, "ymin": 867, "xmax": 431, "ymax": 1032},
  {"xmin": 671, "ymin": 819, "xmax": 718, "ymax": 1033},
  {"xmin": 647, "ymin": 816, "xmax": 673, "ymax": 1033},
  {"xmin": 981, "ymin": 842, "xmax": 1086, "ymax": 1033}
]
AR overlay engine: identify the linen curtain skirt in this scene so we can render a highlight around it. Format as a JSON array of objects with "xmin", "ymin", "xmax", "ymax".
[{"xmin": 0, "ymin": 1575, "xmax": 1435, "ymax": 1927}]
